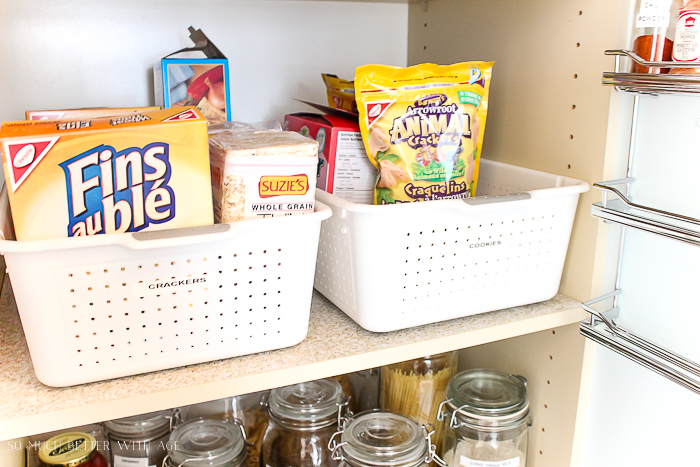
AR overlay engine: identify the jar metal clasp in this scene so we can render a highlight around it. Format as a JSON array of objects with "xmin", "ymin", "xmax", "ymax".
[
  {"xmin": 437, "ymin": 398, "xmax": 462, "ymax": 429},
  {"xmin": 327, "ymin": 429, "xmax": 348, "ymax": 462},
  {"xmin": 422, "ymin": 424, "xmax": 447, "ymax": 467}
]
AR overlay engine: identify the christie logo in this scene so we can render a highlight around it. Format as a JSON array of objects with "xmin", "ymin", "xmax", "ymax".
[
  {"xmin": 469, "ymin": 240, "xmax": 502, "ymax": 249},
  {"xmin": 258, "ymin": 174, "xmax": 309, "ymax": 198}
]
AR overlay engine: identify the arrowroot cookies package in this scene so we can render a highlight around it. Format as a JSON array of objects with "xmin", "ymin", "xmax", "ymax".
[{"xmin": 355, "ymin": 62, "xmax": 493, "ymax": 205}]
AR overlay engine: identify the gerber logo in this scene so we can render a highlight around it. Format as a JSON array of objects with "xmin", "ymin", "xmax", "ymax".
[{"xmin": 60, "ymin": 143, "xmax": 175, "ymax": 237}]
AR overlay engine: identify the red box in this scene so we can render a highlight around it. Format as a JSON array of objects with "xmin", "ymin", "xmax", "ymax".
[{"xmin": 284, "ymin": 113, "xmax": 376, "ymax": 204}]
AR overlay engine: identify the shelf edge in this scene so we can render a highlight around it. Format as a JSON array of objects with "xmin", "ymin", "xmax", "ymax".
[{"xmin": 0, "ymin": 303, "xmax": 585, "ymax": 442}]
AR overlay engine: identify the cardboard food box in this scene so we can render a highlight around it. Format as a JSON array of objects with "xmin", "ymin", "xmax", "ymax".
[
  {"xmin": 284, "ymin": 112, "xmax": 377, "ymax": 204},
  {"xmin": 0, "ymin": 107, "xmax": 213, "ymax": 241},
  {"xmin": 209, "ymin": 130, "xmax": 318, "ymax": 222},
  {"xmin": 154, "ymin": 27, "xmax": 231, "ymax": 125},
  {"xmin": 25, "ymin": 107, "xmax": 161, "ymax": 121}
]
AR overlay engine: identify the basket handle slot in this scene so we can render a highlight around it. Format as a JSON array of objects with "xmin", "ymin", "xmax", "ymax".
[
  {"xmin": 131, "ymin": 224, "xmax": 231, "ymax": 241},
  {"xmin": 463, "ymin": 192, "xmax": 531, "ymax": 206}
]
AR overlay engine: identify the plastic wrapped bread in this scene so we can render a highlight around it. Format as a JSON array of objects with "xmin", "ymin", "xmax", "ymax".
[{"xmin": 209, "ymin": 130, "xmax": 318, "ymax": 222}]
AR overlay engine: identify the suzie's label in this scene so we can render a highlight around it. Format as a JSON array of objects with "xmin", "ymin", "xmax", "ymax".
[{"xmin": 258, "ymin": 174, "xmax": 309, "ymax": 198}]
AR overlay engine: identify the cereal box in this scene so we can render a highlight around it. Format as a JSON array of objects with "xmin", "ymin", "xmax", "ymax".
[
  {"xmin": 284, "ymin": 112, "xmax": 377, "ymax": 204},
  {"xmin": 25, "ymin": 107, "xmax": 161, "ymax": 121},
  {"xmin": 0, "ymin": 107, "xmax": 213, "ymax": 241},
  {"xmin": 209, "ymin": 130, "xmax": 318, "ymax": 222}
]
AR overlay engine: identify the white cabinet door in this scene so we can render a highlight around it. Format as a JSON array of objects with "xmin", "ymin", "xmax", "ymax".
[{"xmin": 581, "ymin": 94, "xmax": 700, "ymax": 465}]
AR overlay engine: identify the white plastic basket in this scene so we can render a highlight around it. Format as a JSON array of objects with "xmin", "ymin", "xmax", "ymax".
[
  {"xmin": 314, "ymin": 159, "xmax": 589, "ymax": 332},
  {"xmin": 0, "ymin": 187, "xmax": 331, "ymax": 387}
]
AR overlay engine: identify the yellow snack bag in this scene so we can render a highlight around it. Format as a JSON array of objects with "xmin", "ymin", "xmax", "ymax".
[
  {"xmin": 322, "ymin": 73, "xmax": 357, "ymax": 113},
  {"xmin": 355, "ymin": 62, "xmax": 493, "ymax": 204}
]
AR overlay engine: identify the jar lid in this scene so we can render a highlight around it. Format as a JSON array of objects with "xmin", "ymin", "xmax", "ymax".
[
  {"xmin": 341, "ymin": 412, "xmax": 427, "ymax": 467},
  {"xmin": 445, "ymin": 369, "xmax": 529, "ymax": 428},
  {"xmin": 39, "ymin": 432, "xmax": 97, "ymax": 467},
  {"xmin": 168, "ymin": 419, "xmax": 245, "ymax": 467},
  {"xmin": 104, "ymin": 409, "xmax": 172, "ymax": 437},
  {"xmin": 269, "ymin": 378, "xmax": 343, "ymax": 425}
]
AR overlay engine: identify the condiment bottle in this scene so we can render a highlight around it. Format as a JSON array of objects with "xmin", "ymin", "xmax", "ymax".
[
  {"xmin": 262, "ymin": 378, "xmax": 346, "ymax": 467},
  {"xmin": 671, "ymin": 0, "xmax": 700, "ymax": 73},
  {"xmin": 438, "ymin": 369, "xmax": 531, "ymax": 467},
  {"xmin": 631, "ymin": 0, "xmax": 682, "ymax": 73},
  {"xmin": 328, "ymin": 411, "xmax": 440, "ymax": 467},
  {"xmin": 166, "ymin": 419, "xmax": 247, "ymax": 467},
  {"xmin": 38, "ymin": 433, "xmax": 108, "ymax": 467},
  {"xmin": 103, "ymin": 409, "xmax": 174, "ymax": 467},
  {"xmin": 380, "ymin": 353, "xmax": 456, "ymax": 456}
]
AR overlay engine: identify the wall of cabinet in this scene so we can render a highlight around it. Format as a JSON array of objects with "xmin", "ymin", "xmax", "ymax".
[{"xmin": 0, "ymin": 0, "xmax": 637, "ymax": 466}]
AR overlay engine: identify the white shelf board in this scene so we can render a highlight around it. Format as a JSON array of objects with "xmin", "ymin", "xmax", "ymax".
[{"xmin": 0, "ymin": 279, "xmax": 583, "ymax": 442}]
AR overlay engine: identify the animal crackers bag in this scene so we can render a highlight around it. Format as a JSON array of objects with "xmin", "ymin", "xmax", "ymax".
[{"xmin": 355, "ymin": 62, "xmax": 493, "ymax": 204}]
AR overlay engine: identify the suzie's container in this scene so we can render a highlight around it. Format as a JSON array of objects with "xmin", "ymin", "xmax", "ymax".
[
  {"xmin": 328, "ymin": 411, "xmax": 440, "ymax": 467},
  {"xmin": 438, "ymin": 369, "xmax": 531, "ymax": 467},
  {"xmin": 103, "ymin": 409, "xmax": 174, "ymax": 467}
]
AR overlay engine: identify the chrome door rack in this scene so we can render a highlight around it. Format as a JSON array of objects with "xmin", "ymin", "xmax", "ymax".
[
  {"xmin": 581, "ymin": 291, "xmax": 700, "ymax": 395},
  {"xmin": 603, "ymin": 49, "xmax": 700, "ymax": 95},
  {"xmin": 592, "ymin": 179, "xmax": 700, "ymax": 247},
  {"xmin": 582, "ymin": 52, "xmax": 700, "ymax": 395}
]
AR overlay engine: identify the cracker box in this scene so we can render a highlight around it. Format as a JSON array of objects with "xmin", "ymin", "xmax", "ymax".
[
  {"xmin": 0, "ymin": 107, "xmax": 213, "ymax": 241},
  {"xmin": 209, "ymin": 130, "xmax": 318, "ymax": 222},
  {"xmin": 25, "ymin": 107, "xmax": 161, "ymax": 121},
  {"xmin": 284, "ymin": 113, "xmax": 377, "ymax": 204}
]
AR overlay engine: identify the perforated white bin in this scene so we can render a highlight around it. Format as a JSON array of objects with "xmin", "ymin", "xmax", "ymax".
[
  {"xmin": 0, "ymin": 187, "xmax": 331, "ymax": 387},
  {"xmin": 314, "ymin": 159, "xmax": 589, "ymax": 332}
]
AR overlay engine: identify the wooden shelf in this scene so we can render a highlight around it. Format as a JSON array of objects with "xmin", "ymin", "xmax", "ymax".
[{"xmin": 0, "ymin": 279, "xmax": 583, "ymax": 442}]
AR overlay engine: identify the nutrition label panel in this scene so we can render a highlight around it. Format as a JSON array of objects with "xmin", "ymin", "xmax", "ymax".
[{"xmin": 334, "ymin": 131, "xmax": 377, "ymax": 204}]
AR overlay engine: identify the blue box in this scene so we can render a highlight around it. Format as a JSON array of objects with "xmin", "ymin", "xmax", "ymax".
[{"xmin": 155, "ymin": 58, "xmax": 231, "ymax": 124}]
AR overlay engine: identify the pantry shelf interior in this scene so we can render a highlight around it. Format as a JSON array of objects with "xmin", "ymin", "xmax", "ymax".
[{"xmin": 0, "ymin": 280, "xmax": 584, "ymax": 443}]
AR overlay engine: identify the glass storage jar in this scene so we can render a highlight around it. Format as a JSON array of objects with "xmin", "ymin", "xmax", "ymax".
[
  {"xmin": 262, "ymin": 378, "xmax": 345, "ymax": 467},
  {"xmin": 178, "ymin": 392, "xmax": 270, "ymax": 467},
  {"xmin": 166, "ymin": 419, "xmax": 247, "ymax": 467},
  {"xmin": 438, "ymin": 369, "xmax": 530, "ymax": 467},
  {"xmin": 631, "ymin": 0, "xmax": 683, "ymax": 72},
  {"xmin": 380, "ymin": 353, "xmax": 456, "ymax": 455},
  {"xmin": 38, "ymin": 432, "xmax": 108, "ymax": 467},
  {"xmin": 104, "ymin": 409, "xmax": 174, "ymax": 467},
  {"xmin": 328, "ymin": 411, "xmax": 440, "ymax": 467}
]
